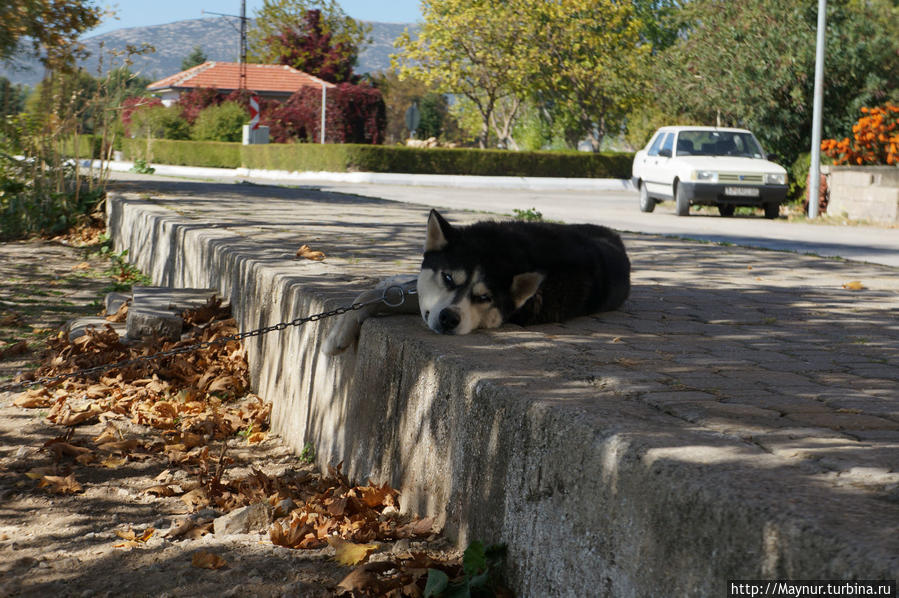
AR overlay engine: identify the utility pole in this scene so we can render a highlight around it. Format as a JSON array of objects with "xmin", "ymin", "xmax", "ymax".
[
  {"xmin": 202, "ymin": 2, "xmax": 250, "ymax": 91},
  {"xmin": 808, "ymin": 0, "xmax": 827, "ymax": 218},
  {"xmin": 239, "ymin": 0, "xmax": 247, "ymax": 91},
  {"xmin": 320, "ymin": 83, "xmax": 327, "ymax": 144}
]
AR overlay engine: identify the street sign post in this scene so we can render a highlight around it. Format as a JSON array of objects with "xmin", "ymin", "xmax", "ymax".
[{"xmin": 405, "ymin": 102, "xmax": 421, "ymax": 138}]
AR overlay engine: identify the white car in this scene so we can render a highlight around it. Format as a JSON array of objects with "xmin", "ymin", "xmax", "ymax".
[{"xmin": 632, "ymin": 126, "xmax": 788, "ymax": 218}]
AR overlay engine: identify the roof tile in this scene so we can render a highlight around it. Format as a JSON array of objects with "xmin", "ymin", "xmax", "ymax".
[{"xmin": 148, "ymin": 62, "xmax": 335, "ymax": 94}]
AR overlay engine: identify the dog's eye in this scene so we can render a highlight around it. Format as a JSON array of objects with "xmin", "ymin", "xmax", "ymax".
[
  {"xmin": 441, "ymin": 272, "xmax": 456, "ymax": 288},
  {"xmin": 472, "ymin": 293, "xmax": 491, "ymax": 304}
]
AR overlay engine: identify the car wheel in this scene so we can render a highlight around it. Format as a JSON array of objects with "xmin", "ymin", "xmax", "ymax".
[
  {"xmin": 639, "ymin": 184, "xmax": 655, "ymax": 213},
  {"xmin": 718, "ymin": 204, "xmax": 735, "ymax": 217},
  {"xmin": 674, "ymin": 182, "xmax": 689, "ymax": 217},
  {"xmin": 764, "ymin": 203, "xmax": 779, "ymax": 219}
]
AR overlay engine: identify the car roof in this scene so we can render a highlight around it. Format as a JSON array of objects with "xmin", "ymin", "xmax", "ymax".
[{"xmin": 656, "ymin": 126, "xmax": 754, "ymax": 134}]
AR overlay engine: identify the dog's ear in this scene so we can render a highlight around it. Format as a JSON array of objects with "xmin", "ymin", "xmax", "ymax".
[
  {"xmin": 425, "ymin": 209, "xmax": 452, "ymax": 252},
  {"xmin": 510, "ymin": 272, "xmax": 545, "ymax": 308}
]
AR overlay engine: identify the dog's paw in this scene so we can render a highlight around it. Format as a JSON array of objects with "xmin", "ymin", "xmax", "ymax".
[{"xmin": 321, "ymin": 313, "xmax": 362, "ymax": 356}]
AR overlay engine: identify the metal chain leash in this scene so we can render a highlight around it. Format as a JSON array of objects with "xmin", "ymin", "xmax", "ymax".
[{"xmin": 0, "ymin": 285, "xmax": 414, "ymax": 395}]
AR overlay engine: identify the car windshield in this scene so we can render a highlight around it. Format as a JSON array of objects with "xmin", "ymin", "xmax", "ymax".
[{"xmin": 675, "ymin": 130, "xmax": 765, "ymax": 158}]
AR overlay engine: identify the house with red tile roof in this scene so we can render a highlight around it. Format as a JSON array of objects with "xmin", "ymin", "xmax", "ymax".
[{"xmin": 147, "ymin": 62, "xmax": 335, "ymax": 106}]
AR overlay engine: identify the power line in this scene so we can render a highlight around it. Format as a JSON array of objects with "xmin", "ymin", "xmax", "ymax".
[{"xmin": 201, "ymin": 1, "xmax": 249, "ymax": 91}]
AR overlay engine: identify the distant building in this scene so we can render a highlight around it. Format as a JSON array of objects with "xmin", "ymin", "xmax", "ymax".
[{"xmin": 147, "ymin": 61, "xmax": 335, "ymax": 105}]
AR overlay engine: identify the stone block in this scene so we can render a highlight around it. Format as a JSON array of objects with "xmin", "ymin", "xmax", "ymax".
[
  {"xmin": 65, "ymin": 317, "xmax": 127, "ymax": 342},
  {"xmin": 213, "ymin": 502, "xmax": 272, "ymax": 535}
]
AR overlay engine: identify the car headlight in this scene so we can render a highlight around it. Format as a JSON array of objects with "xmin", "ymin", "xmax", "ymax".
[
  {"xmin": 692, "ymin": 170, "xmax": 718, "ymax": 182},
  {"xmin": 765, "ymin": 173, "xmax": 787, "ymax": 185}
]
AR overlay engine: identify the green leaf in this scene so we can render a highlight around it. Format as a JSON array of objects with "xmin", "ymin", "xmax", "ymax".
[
  {"xmin": 444, "ymin": 581, "xmax": 471, "ymax": 598},
  {"xmin": 424, "ymin": 569, "xmax": 450, "ymax": 598},
  {"xmin": 462, "ymin": 540, "xmax": 486, "ymax": 578}
]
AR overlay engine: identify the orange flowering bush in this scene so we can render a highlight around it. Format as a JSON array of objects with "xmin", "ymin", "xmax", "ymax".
[{"xmin": 821, "ymin": 103, "xmax": 899, "ymax": 166}]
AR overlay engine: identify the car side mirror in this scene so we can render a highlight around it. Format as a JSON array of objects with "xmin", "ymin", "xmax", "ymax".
[
  {"xmin": 767, "ymin": 153, "xmax": 781, "ymax": 164},
  {"xmin": 658, "ymin": 148, "xmax": 672, "ymax": 158}
]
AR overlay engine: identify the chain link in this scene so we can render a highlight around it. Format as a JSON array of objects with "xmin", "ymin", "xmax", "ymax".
[{"xmin": 0, "ymin": 286, "xmax": 413, "ymax": 394}]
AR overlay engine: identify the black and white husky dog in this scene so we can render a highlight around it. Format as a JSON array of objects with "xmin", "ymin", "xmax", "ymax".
[{"xmin": 322, "ymin": 209, "xmax": 630, "ymax": 355}]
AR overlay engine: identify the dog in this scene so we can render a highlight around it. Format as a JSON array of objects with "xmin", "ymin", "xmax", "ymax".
[{"xmin": 322, "ymin": 209, "xmax": 630, "ymax": 355}]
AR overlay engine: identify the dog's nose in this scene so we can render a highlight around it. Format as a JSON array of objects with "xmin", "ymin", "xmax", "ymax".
[{"xmin": 437, "ymin": 308, "xmax": 460, "ymax": 333}]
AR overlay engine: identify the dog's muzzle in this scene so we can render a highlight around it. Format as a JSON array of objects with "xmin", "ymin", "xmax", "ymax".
[{"xmin": 435, "ymin": 307, "xmax": 461, "ymax": 334}]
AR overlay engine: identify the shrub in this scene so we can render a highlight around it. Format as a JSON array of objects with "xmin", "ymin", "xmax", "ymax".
[
  {"xmin": 176, "ymin": 87, "xmax": 222, "ymax": 125},
  {"xmin": 190, "ymin": 102, "xmax": 248, "ymax": 142},
  {"xmin": 821, "ymin": 103, "xmax": 899, "ymax": 166},
  {"xmin": 130, "ymin": 105, "xmax": 190, "ymax": 141},
  {"xmin": 120, "ymin": 96, "xmax": 162, "ymax": 136}
]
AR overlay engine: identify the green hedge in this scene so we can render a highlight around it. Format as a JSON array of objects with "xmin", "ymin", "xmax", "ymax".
[
  {"xmin": 120, "ymin": 139, "xmax": 634, "ymax": 178},
  {"xmin": 241, "ymin": 144, "xmax": 633, "ymax": 178},
  {"xmin": 61, "ymin": 134, "xmax": 107, "ymax": 159},
  {"xmin": 122, "ymin": 138, "xmax": 242, "ymax": 169}
]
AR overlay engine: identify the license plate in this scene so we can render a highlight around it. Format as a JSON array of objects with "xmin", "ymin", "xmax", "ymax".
[{"xmin": 724, "ymin": 186, "xmax": 760, "ymax": 197}]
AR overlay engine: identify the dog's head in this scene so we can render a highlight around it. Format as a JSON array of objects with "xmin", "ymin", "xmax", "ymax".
[{"xmin": 416, "ymin": 210, "xmax": 544, "ymax": 335}]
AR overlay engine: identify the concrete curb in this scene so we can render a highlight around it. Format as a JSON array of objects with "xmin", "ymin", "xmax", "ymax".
[
  {"xmin": 106, "ymin": 184, "xmax": 899, "ymax": 596},
  {"xmin": 81, "ymin": 159, "xmax": 634, "ymax": 191}
]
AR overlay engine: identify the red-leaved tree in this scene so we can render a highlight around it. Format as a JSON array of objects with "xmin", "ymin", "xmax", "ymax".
[
  {"xmin": 262, "ymin": 83, "xmax": 385, "ymax": 144},
  {"xmin": 266, "ymin": 9, "xmax": 358, "ymax": 84}
]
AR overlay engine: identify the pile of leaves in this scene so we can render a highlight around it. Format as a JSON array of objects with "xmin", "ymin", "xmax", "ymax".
[
  {"xmin": 10, "ymin": 298, "xmax": 512, "ymax": 597},
  {"xmin": 13, "ymin": 298, "xmax": 264, "ymax": 468}
]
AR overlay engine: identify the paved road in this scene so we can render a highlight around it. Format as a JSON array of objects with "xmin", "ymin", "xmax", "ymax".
[{"xmin": 108, "ymin": 169, "xmax": 899, "ymax": 268}]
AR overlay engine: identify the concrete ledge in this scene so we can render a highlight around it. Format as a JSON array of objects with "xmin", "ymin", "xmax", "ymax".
[{"xmin": 106, "ymin": 184, "xmax": 899, "ymax": 595}]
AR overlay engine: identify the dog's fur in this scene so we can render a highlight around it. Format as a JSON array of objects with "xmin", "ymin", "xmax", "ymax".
[{"xmin": 322, "ymin": 209, "xmax": 630, "ymax": 355}]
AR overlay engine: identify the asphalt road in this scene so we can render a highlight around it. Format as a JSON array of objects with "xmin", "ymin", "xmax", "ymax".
[{"xmin": 108, "ymin": 170, "xmax": 899, "ymax": 268}]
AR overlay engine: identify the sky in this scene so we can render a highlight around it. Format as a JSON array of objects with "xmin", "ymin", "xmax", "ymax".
[{"xmin": 86, "ymin": 0, "xmax": 423, "ymax": 37}]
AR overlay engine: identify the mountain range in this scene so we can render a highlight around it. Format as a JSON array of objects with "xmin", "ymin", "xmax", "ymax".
[{"xmin": 0, "ymin": 17, "xmax": 415, "ymax": 88}]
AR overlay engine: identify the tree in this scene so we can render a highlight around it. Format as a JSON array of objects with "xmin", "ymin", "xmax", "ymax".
[
  {"xmin": 648, "ymin": 0, "xmax": 899, "ymax": 164},
  {"xmin": 0, "ymin": 77, "xmax": 28, "ymax": 116},
  {"xmin": 393, "ymin": 0, "xmax": 533, "ymax": 149},
  {"xmin": 527, "ymin": 0, "xmax": 651, "ymax": 151},
  {"xmin": 181, "ymin": 46, "xmax": 207, "ymax": 71},
  {"xmin": 369, "ymin": 70, "xmax": 430, "ymax": 143},
  {"xmin": 0, "ymin": 0, "xmax": 102, "ymax": 70},
  {"xmin": 248, "ymin": 0, "xmax": 369, "ymax": 83}
]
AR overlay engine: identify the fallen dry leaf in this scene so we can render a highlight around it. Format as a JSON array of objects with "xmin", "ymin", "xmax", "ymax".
[
  {"xmin": 44, "ymin": 440, "xmax": 93, "ymax": 460},
  {"xmin": 335, "ymin": 561, "xmax": 398, "ymax": 596},
  {"xmin": 105, "ymin": 301, "xmax": 129, "ymax": 323},
  {"xmin": 191, "ymin": 550, "xmax": 227, "ymax": 570},
  {"xmin": 0, "ymin": 312, "xmax": 24, "ymax": 327},
  {"xmin": 72, "ymin": 261, "xmax": 91, "ymax": 271},
  {"xmin": 328, "ymin": 537, "xmax": 380, "ymax": 566},
  {"xmin": 37, "ymin": 473, "xmax": 83, "ymax": 494},
  {"xmin": 114, "ymin": 527, "xmax": 154, "ymax": 549},
  {"xmin": 165, "ymin": 518, "xmax": 212, "ymax": 540},
  {"xmin": 842, "ymin": 280, "xmax": 866, "ymax": 291},
  {"xmin": 93, "ymin": 424, "xmax": 120, "ymax": 444},
  {"xmin": 296, "ymin": 244, "xmax": 326, "ymax": 261},
  {"xmin": 51, "ymin": 404, "xmax": 103, "ymax": 427},
  {"xmin": 0, "ymin": 341, "xmax": 30, "ymax": 359},
  {"xmin": 181, "ymin": 487, "xmax": 209, "ymax": 509},
  {"xmin": 246, "ymin": 431, "xmax": 266, "ymax": 444},
  {"xmin": 100, "ymin": 456, "xmax": 128, "ymax": 469},
  {"xmin": 144, "ymin": 484, "xmax": 177, "ymax": 497},
  {"xmin": 14, "ymin": 389, "xmax": 52, "ymax": 408},
  {"xmin": 98, "ymin": 438, "xmax": 139, "ymax": 453}
]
